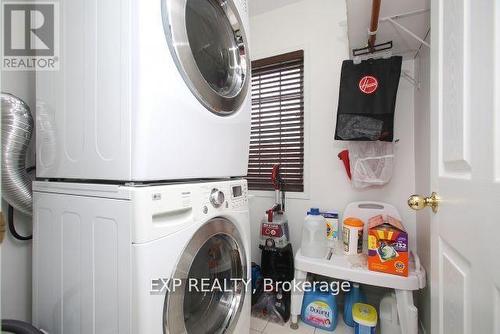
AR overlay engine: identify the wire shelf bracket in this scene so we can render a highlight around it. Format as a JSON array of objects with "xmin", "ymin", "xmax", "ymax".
[{"xmin": 379, "ymin": 9, "xmax": 430, "ymax": 48}]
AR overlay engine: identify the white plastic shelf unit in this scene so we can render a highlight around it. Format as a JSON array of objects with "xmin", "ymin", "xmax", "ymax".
[
  {"xmin": 290, "ymin": 202, "xmax": 426, "ymax": 334},
  {"xmin": 294, "ymin": 248, "xmax": 425, "ymax": 291}
]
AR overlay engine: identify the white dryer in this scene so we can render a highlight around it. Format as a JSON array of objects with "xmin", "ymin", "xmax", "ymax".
[
  {"xmin": 33, "ymin": 179, "xmax": 251, "ymax": 334},
  {"xmin": 36, "ymin": 0, "xmax": 251, "ymax": 181}
]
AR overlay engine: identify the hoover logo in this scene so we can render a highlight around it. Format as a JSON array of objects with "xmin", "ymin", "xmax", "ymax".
[
  {"xmin": 358, "ymin": 75, "xmax": 378, "ymax": 94},
  {"xmin": 2, "ymin": 1, "xmax": 59, "ymax": 71}
]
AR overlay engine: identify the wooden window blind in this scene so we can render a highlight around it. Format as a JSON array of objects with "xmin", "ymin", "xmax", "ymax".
[{"xmin": 247, "ymin": 50, "xmax": 304, "ymax": 192}]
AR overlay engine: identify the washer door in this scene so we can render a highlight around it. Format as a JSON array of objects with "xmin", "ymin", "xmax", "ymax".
[
  {"xmin": 164, "ymin": 218, "xmax": 247, "ymax": 334},
  {"xmin": 162, "ymin": 0, "xmax": 250, "ymax": 115}
]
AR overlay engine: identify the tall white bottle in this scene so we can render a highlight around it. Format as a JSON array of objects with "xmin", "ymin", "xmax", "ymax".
[{"xmin": 301, "ymin": 208, "xmax": 328, "ymax": 258}]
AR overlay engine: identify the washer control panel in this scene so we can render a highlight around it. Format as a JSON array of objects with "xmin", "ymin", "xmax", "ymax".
[
  {"xmin": 200, "ymin": 180, "xmax": 248, "ymax": 215},
  {"xmin": 209, "ymin": 188, "xmax": 225, "ymax": 208},
  {"xmin": 229, "ymin": 182, "xmax": 248, "ymax": 210}
]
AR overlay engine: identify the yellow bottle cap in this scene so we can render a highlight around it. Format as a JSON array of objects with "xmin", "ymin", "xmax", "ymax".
[{"xmin": 352, "ymin": 303, "xmax": 377, "ymax": 326}]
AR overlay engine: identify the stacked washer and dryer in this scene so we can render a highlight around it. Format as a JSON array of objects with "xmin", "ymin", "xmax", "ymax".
[{"xmin": 33, "ymin": 0, "xmax": 252, "ymax": 333}]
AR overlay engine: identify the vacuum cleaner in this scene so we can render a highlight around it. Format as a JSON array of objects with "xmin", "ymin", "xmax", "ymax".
[{"xmin": 252, "ymin": 164, "xmax": 294, "ymax": 323}]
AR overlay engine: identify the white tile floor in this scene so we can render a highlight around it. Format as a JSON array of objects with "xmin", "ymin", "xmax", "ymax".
[{"xmin": 250, "ymin": 316, "xmax": 352, "ymax": 334}]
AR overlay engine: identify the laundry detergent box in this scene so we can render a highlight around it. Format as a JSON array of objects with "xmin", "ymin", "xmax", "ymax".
[
  {"xmin": 367, "ymin": 215, "xmax": 409, "ymax": 277},
  {"xmin": 321, "ymin": 210, "xmax": 339, "ymax": 243}
]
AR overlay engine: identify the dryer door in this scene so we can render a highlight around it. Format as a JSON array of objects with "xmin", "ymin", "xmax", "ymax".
[
  {"xmin": 162, "ymin": 0, "xmax": 250, "ymax": 115},
  {"xmin": 164, "ymin": 218, "xmax": 247, "ymax": 333}
]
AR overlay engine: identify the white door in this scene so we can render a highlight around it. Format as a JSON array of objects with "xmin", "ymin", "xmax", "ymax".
[{"xmin": 427, "ymin": 0, "xmax": 500, "ymax": 333}]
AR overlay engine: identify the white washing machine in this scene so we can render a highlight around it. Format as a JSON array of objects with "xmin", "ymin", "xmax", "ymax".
[
  {"xmin": 33, "ymin": 179, "xmax": 251, "ymax": 334},
  {"xmin": 36, "ymin": 0, "xmax": 251, "ymax": 181}
]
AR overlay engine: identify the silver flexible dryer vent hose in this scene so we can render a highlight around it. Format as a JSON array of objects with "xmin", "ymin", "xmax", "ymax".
[{"xmin": 1, "ymin": 93, "xmax": 33, "ymax": 216}]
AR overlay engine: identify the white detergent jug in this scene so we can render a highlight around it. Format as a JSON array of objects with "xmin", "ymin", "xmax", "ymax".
[
  {"xmin": 379, "ymin": 292, "xmax": 402, "ymax": 334},
  {"xmin": 301, "ymin": 208, "xmax": 328, "ymax": 258}
]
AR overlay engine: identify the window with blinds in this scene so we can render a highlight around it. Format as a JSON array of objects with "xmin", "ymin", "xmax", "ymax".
[{"xmin": 247, "ymin": 50, "xmax": 304, "ymax": 192}]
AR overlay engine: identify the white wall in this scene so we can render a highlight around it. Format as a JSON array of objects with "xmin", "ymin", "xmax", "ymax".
[
  {"xmin": 1, "ymin": 71, "xmax": 35, "ymax": 322},
  {"xmin": 249, "ymin": 0, "xmax": 417, "ymax": 264}
]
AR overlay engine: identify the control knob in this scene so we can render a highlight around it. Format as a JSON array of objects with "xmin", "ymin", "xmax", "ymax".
[{"xmin": 210, "ymin": 189, "xmax": 225, "ymax": 208}]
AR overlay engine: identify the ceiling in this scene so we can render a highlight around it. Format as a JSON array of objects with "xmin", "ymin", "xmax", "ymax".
[
  {"xmin": 248, "ymin": 0, "xmax": 430, "ymax": 59},
  {"xmin": 248, "ymin": 0, "xmax": 303, "ymax": 16},
  {"xmin": 346, "ymin": 0, "xmax": 430, "ymax": 59}
]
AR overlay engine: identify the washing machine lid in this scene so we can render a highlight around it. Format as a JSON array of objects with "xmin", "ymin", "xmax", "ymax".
[
  {"xmin": 162, "ymin": 0, "xmax": 250, "ymax": 116},
  {"xmin": 163, "ymin": 218, "xmax": 247, "ymax": 333}
]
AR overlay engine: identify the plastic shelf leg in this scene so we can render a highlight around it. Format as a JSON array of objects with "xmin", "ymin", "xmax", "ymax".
[
  {"xmin": 290, "ymin": 315, "xmax": 299, "ymax": 330},
  {"xmin": 395, "ymin": 289, "xmax": 418, "ymax": 334},
  {"xmin": 290, "ymin": 269, "xmax": 307, "ymax": 330}
]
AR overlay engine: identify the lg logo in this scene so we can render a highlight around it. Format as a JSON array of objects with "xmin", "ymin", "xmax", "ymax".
[{"xmin": 2, "ymin": 2, "xmax": 59, "ymax": 70}]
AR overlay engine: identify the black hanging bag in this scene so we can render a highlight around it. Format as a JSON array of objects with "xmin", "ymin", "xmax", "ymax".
[{"xmin": 334, "ymin": 56, "xmax": 402, "ymax": 142}]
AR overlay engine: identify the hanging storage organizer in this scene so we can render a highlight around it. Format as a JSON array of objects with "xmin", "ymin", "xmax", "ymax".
[
  {"xmin": 348, "ymin": 141, "xmax": 394, "ymax": 189},
  {"xmin": 335, "ymin": 56, "xmax": 402, "ymax": 188},
  {"xmin": 335, "ymin": 57, "xmax": 402, "ymax": 142}
]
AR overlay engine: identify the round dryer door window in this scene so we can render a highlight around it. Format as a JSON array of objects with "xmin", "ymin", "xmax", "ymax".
[
  {"xmin": 163, "ymin": 218, "xmax": 247, "ymax": 333},
  {"xmin": 162, "ymin": 0, "xmax": 250, "ymax": 115}
]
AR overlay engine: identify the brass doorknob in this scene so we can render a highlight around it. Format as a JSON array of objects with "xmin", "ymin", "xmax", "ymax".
[{"xmin": 408, "ymin": 192, "xmax": 440, "ymax": 213}]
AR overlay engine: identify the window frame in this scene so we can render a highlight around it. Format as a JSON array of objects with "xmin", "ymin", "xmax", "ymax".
[{"xmin": 247, "ymin": 48, "xmax": 310, "ymax": 199}]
